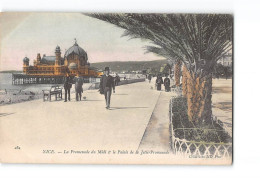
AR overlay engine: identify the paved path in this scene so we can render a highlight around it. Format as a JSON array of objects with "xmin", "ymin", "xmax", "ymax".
[
  {"xmin": 0, "ymin": 79, "xmax": 175, "ymax": 162},
  {"xmin": 138, "ymin": 78, "xmax": 175, "ymax": 152}
]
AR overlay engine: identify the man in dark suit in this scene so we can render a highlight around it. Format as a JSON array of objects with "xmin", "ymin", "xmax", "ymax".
[
  {"xmin": 63, "ymin": 72, "xmax": 72, "ymax": 102},
  {"xmin": 99, "ymin": 67, "xmax": 115, "ymax": 109}
]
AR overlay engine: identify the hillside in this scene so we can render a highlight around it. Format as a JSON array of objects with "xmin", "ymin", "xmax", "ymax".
[
  {"xmin": 0, "ymin": 70, "xmax": 23, "ymax": 73},
  {"xmin": 91, "ymin": 59, "xmax": 168, "ymax": 72},
  {"xmin": 0, "ymin": 60, "xmax": 168, "ymax": 74}
]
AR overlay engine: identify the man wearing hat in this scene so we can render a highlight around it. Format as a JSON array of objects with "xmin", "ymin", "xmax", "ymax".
[
  {"xmin": 99, "ymin": 67, "xmax": 115, "ymax": 109},
  {"xmin": 63, "ymin": 72, "xmax": 72, "ymax": 102}
]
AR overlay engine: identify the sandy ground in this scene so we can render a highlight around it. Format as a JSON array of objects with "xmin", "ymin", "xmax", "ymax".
[
  {"xmin": 0, "ymin": 83, "xmax": 94, "ymax": 105},
  {"xmin": 212, "ymin": 78, "xmax": 232, "ymax": 136},
  {"xmin": 138, "ymin": 78, "xmax": 233, "ymax": 149}
]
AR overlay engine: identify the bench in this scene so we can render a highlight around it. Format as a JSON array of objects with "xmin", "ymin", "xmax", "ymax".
[{"xmin": 42, "ymin": 85, "xmax": 63, "ymax": 102}]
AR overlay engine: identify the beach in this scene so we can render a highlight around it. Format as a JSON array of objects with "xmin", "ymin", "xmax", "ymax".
[
  {"xmin": 0, "ymin": 73, "xmax": 145, "ymax": 105},
  {"xmin": 0, "ymin": 73, "xmax": 97, "ymax": 105}
]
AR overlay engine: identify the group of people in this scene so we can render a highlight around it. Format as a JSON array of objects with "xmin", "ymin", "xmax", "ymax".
[
  {"xmin": 63, "ymin": 67, "xmax": 117, "ymax": 110},
  {"xmin": 147, "ymin": 73, "xmax": 171, "ymax": 92},
  {"xmin": 63, "ymin": 68, "xmax": 171, "ymax": 110},
  {"xmin": 63, "ymin": 71, "xmax": 84, "ymax": 102}
]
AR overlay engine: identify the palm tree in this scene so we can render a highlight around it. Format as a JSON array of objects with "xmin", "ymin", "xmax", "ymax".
[{"xmin": 87, "ymin": 13, "xmax": 233, "ymax": 123}]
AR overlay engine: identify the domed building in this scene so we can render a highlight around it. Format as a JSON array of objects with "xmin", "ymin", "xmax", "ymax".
[{"xmin": 22, "ymin": 40, "xmax": 102, "ymax": 78}]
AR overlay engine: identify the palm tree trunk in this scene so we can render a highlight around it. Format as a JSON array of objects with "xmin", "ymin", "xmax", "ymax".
[
  {"xmin": 174, "ymin": 59, "xmax": 182, "ymax": 86},
  {"xmin": 182, "ymin": 64, "xmax": 188, "ymax": 97},
  {"xmin": 186, "ymin": 70, "xmax": 212, "ymax": 122},
  {"xmin": 199, "ymin": 74, "xmax": 213, "ymax": 123}
]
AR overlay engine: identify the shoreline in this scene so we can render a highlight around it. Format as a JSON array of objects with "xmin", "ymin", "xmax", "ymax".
[
  {"xmin": 0, "ymin": 83, "xmax": 96, "ymax": 106},
  {"xmin": 0, "ymin": 78, "xmax": 145, "ymax": 106}
]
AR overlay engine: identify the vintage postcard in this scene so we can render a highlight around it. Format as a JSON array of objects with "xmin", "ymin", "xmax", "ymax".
[{"xmin": 0, "ymin": 12, "xmax": 233, "ymax": 164}]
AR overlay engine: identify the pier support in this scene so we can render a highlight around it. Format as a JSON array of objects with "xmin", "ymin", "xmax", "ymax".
[{"xmin": 12, "ymin": 73, "xmax": 100, "ymax": 85}]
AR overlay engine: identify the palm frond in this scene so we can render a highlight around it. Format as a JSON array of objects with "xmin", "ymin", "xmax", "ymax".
[{"xmin": 87, "ymin": 13, "xmax": 233, "ymax": 76}]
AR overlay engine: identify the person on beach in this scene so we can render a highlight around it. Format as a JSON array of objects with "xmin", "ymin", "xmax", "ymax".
[
  {"xmin": 164, "ymin": 74, "xmax": 171, "ymax": 92},
  {"xmin": 74, "ymin": 71, "xmax": 83, "ymax": 101},
  {"xmin": 148, "ymin": 74, "xmax": 152, "ymax": 83},
  {"xmin": 63, "ymin": 72, "xmax": 72, "ymax": 102},
  {"xmin": 99, "ymin": 67, "xmax": 115, "ymax": 109},
  {"xmin": 114, "ymin": 73, "xmax": 120, "ymax": 86},
  {"xmin": 155, "ymin": 74, "xmax": 163, "ymax": 91}
]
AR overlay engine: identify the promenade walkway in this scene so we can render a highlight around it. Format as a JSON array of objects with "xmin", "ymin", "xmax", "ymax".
[
  {"xmin": 138, "ymin": 91, "xmax": 173, "ymax": 152},
  {"xmin": 0, "ymin": 79, "xmax": 174, "ymax": 163}
]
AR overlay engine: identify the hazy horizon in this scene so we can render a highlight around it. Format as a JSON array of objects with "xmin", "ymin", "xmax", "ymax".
[
  {"xmin": 0, "ymin": 12, "xmax": 160, "ymax": 71},
  {"xmin": 0, "ymin": 58, "xmax": 167, "ymax": 72}
]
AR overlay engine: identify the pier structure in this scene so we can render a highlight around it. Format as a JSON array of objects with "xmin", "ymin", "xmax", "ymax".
[{"xmin": 12, "ymin": 73, "xmax": 99, "ymax": 85}]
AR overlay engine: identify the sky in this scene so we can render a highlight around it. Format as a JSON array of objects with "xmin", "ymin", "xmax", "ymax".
[{"xmin": 0, "ymin": 12, "xmax": 160, "ymax": 71}]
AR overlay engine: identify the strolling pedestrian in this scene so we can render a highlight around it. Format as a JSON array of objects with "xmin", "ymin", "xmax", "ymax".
[
  {"xmin": 148, "ymin": 74, "xmax": 152, "ymax": 83},
  {"xmin": 164, "ymin": 74, "xmax": 171, "ymax": 92},
  {"xmin": 74, "ymin": 71, "xmax": 83, "ymax": 101},
  {"xmin": 115, "ymin": 73, "xmax": 120, "ymax": 86},
  {"xmin": 99, "ymin": 67, "xmax": 115, "ymax": 109},
  {"xmin": 155, "ymin": 74, "xmax": 163, "ymax": 91},
  {"xmin": 64, "ymin": 72, "xmax": 72, "ymax": 102}
]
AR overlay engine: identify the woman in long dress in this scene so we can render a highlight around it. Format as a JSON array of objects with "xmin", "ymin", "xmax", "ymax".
[
  {"xmin": 164, "ymin": 74, "xmax": 171, "ymax": 92},
  {"xmin": 155, "ymin": 74, "xmax": 163, "ymax": 91},
  {"xmin": 148, "ymin": 74, "xmax": 152, "ymax": 83}
]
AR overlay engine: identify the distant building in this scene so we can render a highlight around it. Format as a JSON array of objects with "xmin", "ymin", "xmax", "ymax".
[
  {"xmin": 22, "ymin": 40, "xmax": 102, "ymax": 77},
  {"xmin": 218, "ymin": 52, "xmax": 232, "ymax": 67}
]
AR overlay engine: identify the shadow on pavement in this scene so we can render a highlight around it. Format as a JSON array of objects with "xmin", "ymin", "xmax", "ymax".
[
  {"xmin": 109, "ymin": 107, "xmax": 148, "ymax": 110},
  {"xmin": 66, "ymin": 99, "xmax": 102, "ymax": 102},
  {"xmin": 0, "ymin": 113, "xmax": 15, "ymax": 117}
]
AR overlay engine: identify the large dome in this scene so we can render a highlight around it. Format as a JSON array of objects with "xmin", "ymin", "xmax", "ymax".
[
  {"xmin": 64, "ymin": 42, "xmax": 88, "ymax": 61},
  {"xmin": 23, "ymin": 57, "xmax": 29, "ymax": 62}
]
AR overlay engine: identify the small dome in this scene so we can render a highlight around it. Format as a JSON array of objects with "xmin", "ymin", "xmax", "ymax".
[
  {"xmin": 68, "ymin": 62, "xmax": 78, "ymax": 70},
  {"xmin": 55, "ymin": 45, "xmax": 61, "ymax": 53},
  {"xmin": 23, "ymin": 57, "xmax": 29, "ymax": 62},
  {"xmin": 64, "ymin": 42, "xmax": 88, "ymax": 62}
]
